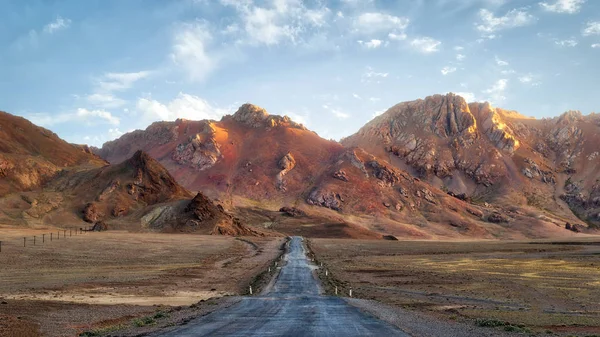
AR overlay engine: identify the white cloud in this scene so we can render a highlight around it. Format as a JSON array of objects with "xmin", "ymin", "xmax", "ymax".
[
  {"xmin": 518, "ymin": 74, "xmax": 533, "ymax": 83},
  {"xmin": 76, "ymin": 108, "xmax": 120, "ymax": 125},
  {"xmin": 518, "ymin": 73, "xmax": 541, "ymax": 86},
  {"xmin": 476, "ymin": 8, "xmax": 536, "ymax": 33},
  {"xmin": 456, "ymin": 53, "xmax": 466, "ymax": 61},
  {"xmin": 454, "ymin": 46, "xmax": 464, "ymax": 51},
  {"xmin": 555, "ymin": 39, "xmax": 578, "ymax": 47},
  {"xmin": 28, "ymin": 108, "xmax": 120, "ymax": 127},
  {"xmin": 84, "ymin": 70, "xmax": 150, "ymax": 109},
  {"xmin": 43, "ymin": 16, "xmax": 71, "ymax": 34},
  {"xmin": 410, "ymin": 37, "xmax": 441, "ymax": 53},
  {"xmin": 358, "ymin": 39, "xmax": 384, "ymax": 48},
  {"xmin": 388, "ymin": 32, "xmax": 407, "ymax": 41},
  {"xmin": 352, "ymin": 93, "xmax": 362, "ymax": 99},
  {"xmin": 592, "ymin": 43, "xmax": 600, "ymax": 48},
  {"xmin": 441, "ymin": 66, "xmax": 457, "ymax": 75},
  {"xmin": 369, "ymin": 97, "xmax": 381, "ymax": 102},
  {"xmin": 171, "ymin": 22, "xmax": 215, "ymax": 82},
  {"xmin": 322, "ymin": 104, "xmax": 349, "ymax": 119},
  {"xmin": 455, "ymin": 92, "xmax": 476, "ymax": 102},
  {"xmin": 495, "ymin": 56, "xmax": 509, "ymax": 66},
  {"xmin": 539, "ymin": 0, "xmax": 585, "ymax": 14},
  {"xmin": 583, "ymin": 21, "xmax": 600, "ymax": 36},
  {"xmin": 482, "ymin": 79, "xmax": 508, "ymax": 103},
  {"xmin": 354, "ymin": 12, "xmax": 409, "ymax": 35},
  {"xmin": 136, "ymin": 93, "xmax": 231, "ymax": 122},
  {"xmin": 96, "ymin": 71, "xmax": 151, "ymax": 92},
  {"xmin": 220, "ymin": 0, "xmax": 331, "ymax": 46},
  {"xmin": 362, "ymin": 66, "xmax": 389, "ymax": 83},
  {"xmin": 86, "ymin": 93, "xmax": 127, "ymax": 108}
]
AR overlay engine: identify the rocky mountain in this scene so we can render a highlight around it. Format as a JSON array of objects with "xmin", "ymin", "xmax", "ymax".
[
  {"xmin": 343, "ymin": 93, "xmax": 600, "ymax": 229},
  {"xmin": 94, "ymin": 99, "xmax": 599, "ymax": 239},
  {"xmin": 0, "ymin": 111, "xmax": 106, "ymax": 196}
]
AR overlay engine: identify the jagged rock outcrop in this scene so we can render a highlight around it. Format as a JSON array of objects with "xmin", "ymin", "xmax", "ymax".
[
  {"xmin": 469, "ymin": 102, "xmax": 520, "ymax": 153},
  {"xmin": 232, "ymin": 103, "xmax": 307, "ymax": 130},
  {"xmin": 307, "ymin": 188, "xmax": 343, "ymax": 211},
  {"xmin": 276, "ymin": 152, "xmax": 296, "ymax": 191},
  {"xmin": 332, "ymin": 170, "xmax": 349, "ymax": 182},
  {"xmin": 367, "ymin": 161, "xmax": 401, "ymax": 187},
  {"xmin": 172, "ymin": 123, "xmax": 222, "ymax": 171}
]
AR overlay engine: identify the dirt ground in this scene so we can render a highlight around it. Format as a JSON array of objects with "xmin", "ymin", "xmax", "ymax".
[
  {"xmin": 309, "ymin": 237, "xmax": 600, "ymax": 336},
  {"xmin": 0, "ymin": 226, "xmax": 283, "ymax": 336}
]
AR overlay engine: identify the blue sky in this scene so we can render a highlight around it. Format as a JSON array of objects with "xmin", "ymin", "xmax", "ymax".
[{"xmin": 1, "ymin": 0, "xmax": 599, "ymax": 146}]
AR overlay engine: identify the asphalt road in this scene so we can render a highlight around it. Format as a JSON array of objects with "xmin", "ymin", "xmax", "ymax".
[{"xmin": 158, "ymin": 236, "xmax": 408, "ymax": 336}]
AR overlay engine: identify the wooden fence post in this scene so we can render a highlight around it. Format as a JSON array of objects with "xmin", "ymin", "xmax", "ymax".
[
  {"xmin": 23, "ymin": 237, "xmax": 26, "ymax": 247},
  {"xmin": 33, "ymin": 236, "xmax": 36, "ymax": 246},
  {"xmin": 43, "ymin": 234, "xmax": 45, "ymax": 243}
]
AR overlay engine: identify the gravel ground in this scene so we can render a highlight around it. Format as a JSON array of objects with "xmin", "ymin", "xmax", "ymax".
[{"xmin": 346, "ymin": 298, "xmax": 515, "ymax": 337}]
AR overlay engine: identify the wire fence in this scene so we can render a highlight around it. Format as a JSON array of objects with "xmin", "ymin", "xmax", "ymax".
[{"xmin": 0, "ymin": 226, "xmax": 94, "ymax": 253}]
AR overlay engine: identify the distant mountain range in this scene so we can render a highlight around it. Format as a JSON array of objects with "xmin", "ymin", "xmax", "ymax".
[{"xmin": 2, "ymin": 93, "xmax": 598, "ymax": 239}]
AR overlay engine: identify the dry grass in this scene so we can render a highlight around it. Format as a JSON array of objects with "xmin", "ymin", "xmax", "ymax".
[
  {"xmin": 310, "ymin": 237, "xmax": 600, "ymax": 335},
  {"xmin": 0, "ymin": 226, "xmax": 283, "ymax": 336}
]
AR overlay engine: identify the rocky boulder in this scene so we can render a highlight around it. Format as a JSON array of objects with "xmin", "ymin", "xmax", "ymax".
[
  {"xmin": 487, "ymin": 212, "xmax": 509, "ymax": 223},
  {"xmin": 279, "ymin": 206, "xmax": 306, "ymax": 217},
  {"xmin": 307, "ymin": 188, "xmax": 343, "ymax": 211},
  {"xmin": 82, "ymin": 202, "xmax": 102, "ymax": 223}
]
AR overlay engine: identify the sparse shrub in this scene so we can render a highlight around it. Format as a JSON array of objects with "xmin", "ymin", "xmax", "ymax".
[
  {"xmin": 79, "ymin": 325, "xmax": 125, "ymax": 336},
  {"xmin": 153, "ymin": 311, "xmax": 168, "ymax": 319},
  {"xmin": 475, "ymin": 318, "xmax": 506, "ymax": 327},
  {"xmin": 133, "ymin": 315, "xmax": 156, "ymax": 327},
  {"xmin": 475, "ymin": 318, "xmax": 531, "ymax": 334}
]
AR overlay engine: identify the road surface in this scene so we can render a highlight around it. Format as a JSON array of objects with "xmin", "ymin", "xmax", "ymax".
[{"xmin": 158, "ymin": 236, "xmax": 408, "ymax": 336}]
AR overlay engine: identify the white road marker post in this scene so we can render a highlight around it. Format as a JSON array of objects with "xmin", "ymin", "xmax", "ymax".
[
  {"xmin": 268, "ymin": 267, "xmax": 271, "ymax": 273},
  {"xmin": 249, "ymin": 286, "xmax": 253, "ymax": 295},
  {"xmin": 335, "ymin": 286, "xmax": 338, "ymax": 295},
  {"xmin": 325, "ymin": 270, "xmax": 328, "ymax": 276},
  {"xmin": 349, "ymin": 288, "xmax": 353, "ymax": 297}
]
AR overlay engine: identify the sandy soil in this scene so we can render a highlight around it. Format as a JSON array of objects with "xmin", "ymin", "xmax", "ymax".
[
  {"xmin": 309, "ymin": 237, "xmax": 600, "ymax": 336},
  {"xmin": 0, "ymin": 226, "xmax": 283, "ymax": 336}
]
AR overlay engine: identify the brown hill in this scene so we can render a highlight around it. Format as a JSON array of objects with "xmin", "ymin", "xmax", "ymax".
[
  {"xmin": 0, "ymin": 111, "xmax": 106, "ymax": 196},
  {"xmin": 0, "ymin": 145, "xmax": 262, "ymax": 236},
  {"xmin": 95, "ymin": 101, "xmax": 598, "ymax": 239}
]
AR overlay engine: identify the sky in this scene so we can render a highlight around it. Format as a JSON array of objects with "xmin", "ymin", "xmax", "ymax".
[{"xmin": 1, "ymin": 0, "xmax": 599, "ymax": 146}]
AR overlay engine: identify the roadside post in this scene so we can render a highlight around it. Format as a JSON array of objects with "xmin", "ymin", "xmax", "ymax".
[
  {"xmin": 23, "ymin": 237, "xmax": 26, "ymax": 247},
  {"xmin": 349, "ymin": 288, "xmax": 353, "ymax": 297},
  {"xmin": 249, "ymin": 286, "xmax": 253, "ymax": 295},
  {"xmin": 33, "ymin": 236, "xmax": 36, "ymax": 246},
  {"xmin": 51, "ymin": 233, "xmax": 53, "ymax": 241},
  {"xmin": 43, "ymin": 234, "xmax": 45, "ymax": 243}
]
